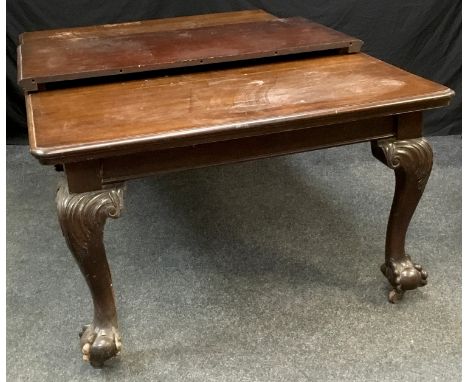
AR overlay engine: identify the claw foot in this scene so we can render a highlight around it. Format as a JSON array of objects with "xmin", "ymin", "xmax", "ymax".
[
  {"xmin": 381, "ymin": 255, "xmax": 428, "ymax": 303},
  {"xmin": 79, "ymin": 324, "xmax": 121, "ymax": 367}
]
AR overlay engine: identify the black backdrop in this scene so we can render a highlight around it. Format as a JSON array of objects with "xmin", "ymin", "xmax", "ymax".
[{"xmin": 6, "ymin": 1, "xmax": 461, "ymax": 143}]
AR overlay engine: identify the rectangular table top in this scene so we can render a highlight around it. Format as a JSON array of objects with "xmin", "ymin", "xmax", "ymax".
[
  {"xmin": 27, "ymin": 52, "xmax": 453, "ymax": 164},
  {"xmin": 18, "ymin": 16, "xmax": 361, "ymax": 91}
]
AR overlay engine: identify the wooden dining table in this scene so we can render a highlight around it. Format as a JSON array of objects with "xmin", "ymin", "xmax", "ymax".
[{"xmin": 18, "ymin": 10, "xmax": 454, "ymax": 367}]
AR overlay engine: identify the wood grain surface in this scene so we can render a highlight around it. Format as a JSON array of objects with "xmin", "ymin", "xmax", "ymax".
[
  {"xmin": 27, "ymin": 53, "xmax": 452, "ymax": 164},
  {"xmin": 18, "ymin": 16, "xmax": 362, "ymax": 91},
  {"xmin": 19, "ymin": 10, "xmax": 276, "ymax": 43}
]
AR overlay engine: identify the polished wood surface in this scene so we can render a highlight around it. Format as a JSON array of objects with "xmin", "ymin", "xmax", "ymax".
[
  {"xmin": 18, "ymin": 10, "xmax": 276, "ymax": 91},
  {"xmin": 19, "ymin": 10, "xmax": 276, "ymax": 43},
  {"xmin": 100, "ymin": 116, "xmax": 395, "ymax": 185},
  {"xmin": 28, "ymin": 53, "xmax": 452, "ymax": 164},
  {"xmin": 18, "ymin": 17, "xmax": 362, "ymax": 91},
  {"xmin": 21, "ymin": 10, "xmax": 455, "ymax": 367},
  {"xmin": 56, "ymin": 181, "xmax": 124, "ymax": 366},
  {"xmin": 372, "ymin": 138, "xmax": 432, "ymax": 303},
  {"xmin": 62, "ymin": 114, "xmax": 414, "ymax": 193}
]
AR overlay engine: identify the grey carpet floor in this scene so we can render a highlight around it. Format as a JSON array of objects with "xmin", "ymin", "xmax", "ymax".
[{"xmin": 7, "ymin": 136, "xmax": 461, "ymax": 382}]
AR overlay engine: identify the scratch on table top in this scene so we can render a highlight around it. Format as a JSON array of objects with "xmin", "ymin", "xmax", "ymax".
[{"xmin": 248, "ymin": 80, "xmax": 265, "ymax": 86}]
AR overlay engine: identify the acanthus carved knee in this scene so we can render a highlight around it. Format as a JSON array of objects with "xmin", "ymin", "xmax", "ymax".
[
  {"xmin": 56, "ymin": 180, "xmax": 125, "ymax": 250},
  {"xmin": 372, "ymin": 138, "xmax": 433, "ymax": 192}
]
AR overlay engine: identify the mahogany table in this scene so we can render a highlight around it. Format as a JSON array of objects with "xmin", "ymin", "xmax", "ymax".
[{"xmin": 19, "ymin": 10, "xmax": 454, "ymax": 367}]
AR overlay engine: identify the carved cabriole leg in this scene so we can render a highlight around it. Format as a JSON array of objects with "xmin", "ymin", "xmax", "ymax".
[
  {"xmin": 372, "ymin": 138, "xmax": 432, "ymax": 303},
  {"xmin": 56, "ymin": 180, "xmax": 125, "ymax": 367}
]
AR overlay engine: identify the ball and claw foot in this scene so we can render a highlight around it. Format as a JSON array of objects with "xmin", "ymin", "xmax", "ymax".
[
  {"xmin": 79, "ymin": 324, "xmax": 122, "ymax": 367},
  {"xmin": 381, "ymin": 255, "xmax": 428, "ymax": 304}
]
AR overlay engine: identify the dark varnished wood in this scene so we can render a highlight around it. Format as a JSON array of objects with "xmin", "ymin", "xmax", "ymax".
[
  {"xmin": 102, "ymin": 116, "xmax": 394, "ymax": 186},
  {"xmin": 396, "ymin": 112, "xmax": 423, "ymax": 139},
  {"xmin": 20, "ymin": 10, "xmax": 455, "ymax": 367},
  {"xmin": 27, "ymin": 53, "xmax": 452, "ymax": 164},
  {"xmin": 372, "ymin": 138, "xmax": 432, "ymax": 303},
  {"xmin": 56, "ymin": 181, "xmax": 125, "ymax": 367},
  {"xmin": 18, "ymin": 17, "xmax": 362, "ymax": 91},
  {"xmin": 19, "ymin": 10, "xmax": 277, "ymax": 43},
  {"xmin": 63, "ymin": 116, "xmax": 395, "ymax": 193},
  {"xmin": 64, "ymin": 160, "xmax": 102, "ymax": 194}
]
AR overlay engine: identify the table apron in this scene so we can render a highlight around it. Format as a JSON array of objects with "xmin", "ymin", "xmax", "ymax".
[{"xmin": 99, "ymin": 115, "xmax": 399, "ymax": 187}]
